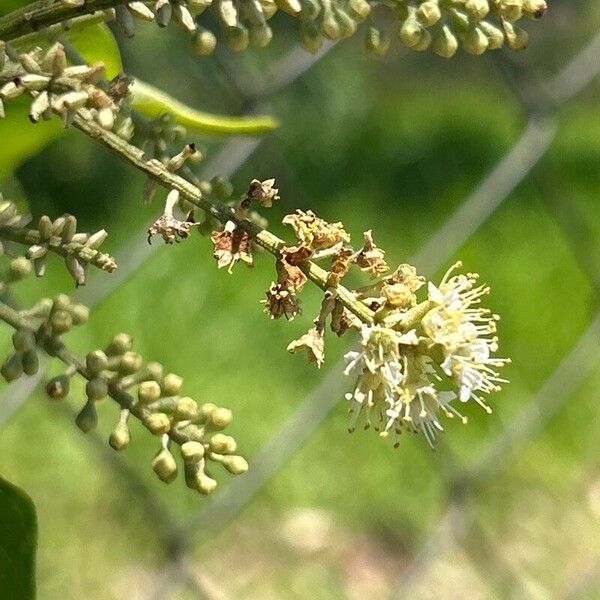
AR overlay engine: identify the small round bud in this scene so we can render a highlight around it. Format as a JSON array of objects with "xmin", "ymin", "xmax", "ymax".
[
  {"xmin": 210, "ymin": 407, "xmax": 233, "ymax": 429},
  {"xmin": 417, "ymin": 1, "xmax": 441, "ymax": 26},
  {"xmin": 75, "ymin": 400, "xmax": 98, "ymax": 432},
  {"xmin": 146, "ymin": 361, "xmax": 164, "ymax": 381},
  {"xmin": 462, "ymin": 26, "xmax": 489, "ymax": 55},
  {"xmin": 209, "ymin": 433, "xmax": 237, "ymax": 454},
  {"xmin": 119, "ymin": 351, "xmax": 143, "ymax": 374},
  {"xmin": 86, "ymin": 350, "xmax": 108, "ymax": 375},
  {"xmin": 109, "ymin": 420, "xmax": 130, "ymax": 451},
  {"xmin": 175, "ymin": 396, "xmax": 198, "ymax": 420},
  {"xmin": 7, "ymin": 256, "xmax": 32, "ymax": 282},
  {"xmin": 152, "ymin": 448, "xmax": 178, "ymax": 483},
  {"xmin": 12, "ymin": 328, "xmax": 35, "ymax": 352},
  {"xmin": 200, "ymin": 402, "xmax": 218, "ymax": 420},
  {"xmin": 1, "ymin": 353, "xmax": 23, "ymax": 382},
  {"xmin": 181, "ymin": 441, "xmax": 205, "ymax": 462},
  {"xmin": 145, "ymin": 412, "xmax": 171, "ymax": 434},
  {"xmin": 220, "ymin": 455, "xmax": 248, "ymax": 475},
  {"xmin": 86, "ymin": 377, "xmax": 108, "ymax": 401},
  {"xmin": 22, "ymin": 349, "xmax": 39, "ymax": 376},
  {"xmin": 193, "ymin": 28, "xmax": 217, "ymax": 55},
  {"xmin": 162, "ymin": 373, "xmax": 183, "ymax": 396},
  {"xmin": 196, "ymin": 473, "xmax": 217, "ymax": 495},
  {"xmin": 106, "ymin": 333, "xmax": 133, "ymax": 356},
  {"xmin": 46, "ymin": 374, "xmax": 70, "ymax": 399},
  {"xmin": 50, "ymin": 309, "xmax": 73, "ymax": 335},
  {"xmin": 138, "ymin": 381, "xmax": 162, "ymax": 404},
  {"xmin": 52, "ymin": 294, "xmax": 71, "ymax": 312},
  {"xmin": 70, "ymin": 303, "xmax": 90, "ymax": 325}
]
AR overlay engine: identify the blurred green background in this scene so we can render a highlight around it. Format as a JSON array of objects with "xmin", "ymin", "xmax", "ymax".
[{"xmin": 2, "ymin": 1, "xmax": 600, "ymax": 597}]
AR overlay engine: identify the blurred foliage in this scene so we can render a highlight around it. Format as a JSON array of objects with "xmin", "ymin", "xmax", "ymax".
[{"xmin": 0, "ymin": 1, "xmax": 600, "ymax": 598}]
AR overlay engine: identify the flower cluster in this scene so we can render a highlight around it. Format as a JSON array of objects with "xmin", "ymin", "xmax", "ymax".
[
  {"xmin": 344, "ymin": 263, "xmax": 509, "ymax": 446},
  {"xmin": 0, "ymin": 42, "xmax": 127, "ymax": 130},
  {"xmin": 45, "ymin": 0, "xmax": 547, "ymax": 57},
  {"xmin": 0, "ymin": 194, "xmax": 117, "ymax": 285}
]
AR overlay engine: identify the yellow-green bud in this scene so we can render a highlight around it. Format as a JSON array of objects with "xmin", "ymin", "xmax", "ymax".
[
  {"xmin": 1, "ymin": 353, "xmax": 23, "ymax": 382},
  {"xmin": 53, "ymin": 294, "xmax": 71, "ymax": 312},
  {"xmin": 398, "ymin": 17, "xmax": 427, "ymax": 49},
  {"xmin": 181, "ymin": 441, "xmax": 205, "ymax": 462},
  {"xmin": 146, "ymin": 412, "xmax": 171, "ymax": 434},
  {"xmin": 86, "ymin": 377, "xmax": 108, "ymax": 401},
  {"xmin": 193, "ymin": 28, "xmax": 217, "ymax": 55},
  {"xmin": 274, "ymin": 0, "xmax": 301, "ymax": 15},
  {"xmin": 210, "ymin": 407, "xmax": 233, "ymax": 429},
  {"xmin": 503, "ymin": 20, "xmax": 528, "ymax": 50},
  {"xmin": 495, "ymin": 0, "xmax": 522, "ymax": 21},
  {"xmin": 46, "ymin": 374, "xmax": 70, "ymax": 399},
  {"xmin": 209, "ymin": 433, "xmax": 237, "ymax": 454},
  {"xmin": 7, "ymin": 257, "xmax": 32, "ymax": 282},
  {"xmin": 119, "ymin": 351, "xmax": 143, "ymax": 374},
  {"xmin": 50, "ymin": 309, "xmax": 73, "ymax": 335},
  {"xmin": 12, "ymin": 328, "xmax": 35, "ymax": 352},
  {"xmin": 61, "ymin": 215, "xmax": 77, "ymax": 243},
  {"xmin": 479, "ymin": 21, "xmax": 504, "ymax": 49},
  {"xmin": 138, "ymin": 380, "xmax": 162, "ymax": 404},
  {"xmin": 220, "ymin": 455, "xmax": 249, "ymax": 475},
  {"xmin": 417, "ymin": 1, "xmax": 441, "ymax": 26},
  {"xmin": 249, "ymin": 23, "xmax": 273, "ymax": 48},
  {"xmin": 196, "ymin": 473, "xmax": 218, "ymax": 494},
  {"xmin": 106, "ymin": 333, "xmax": 133, "ymax": 355},
  {"xmin": 364, "ymin": 27, "xmax": 390, "ymax": 56},
  {"xmin": 86, "ymin": 350, "xmax": 108, "ymax": 375},
  {"xmin": 199, "ymin": 402, "xmax": 218, "ymax": 421},
  {"xmin": 523, "ymin": 0, "xmax": 547, "ymax": 19},
  {"xmin": 152, "ymin": 448, "xmax": 178, "ymax": 483},
  {"xmin": 224, "ymin": 25, "xmax": 249, "ymax": 52},
  {"xmin": 175, "ymin": 396, "xmax": 198, "ymax": 420},
  {"xmin": 321, "ymin": 12, "xmax": 340, "ymax": 40},
  {"xmin": 146, "ymin": 362, "xmax": 164, "ymax": 381},
  {"xmin": 465, "ymin": 0, "xmax": 489, "ymax": 20},
  {"xmin": 22, "ymin": 349, "xmax": 39, "ymax": 376},
  {"xmin": 109, "ymin": 420, "xmax": 130, "ymax": 450},
  {"xmin": 346, "ymin": 0, "xmax": 371, "ymax": 21},
  {"xmin": 75, "ymin": 400, "xmax": 98, "ymax": 432},
  {"xmin": 70, "ymin": 303, "xmax": 90, "ymax": 325},
  {"xmin": 462, "ymin": 26, "xmax": 489, "ymax": 55},
  {"xmin": 162, "ymin": 373, "xmax": 183, "ymax": 396}
]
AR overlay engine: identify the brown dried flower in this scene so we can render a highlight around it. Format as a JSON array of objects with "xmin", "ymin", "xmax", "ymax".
[
  {"xmin": 286, "ymin": 327, "xmax": 325, "ymax": 368},
  {"xmin": 355, "ymin": 230, "xmax": 388, "ymax": 278},
  {"xmin": 147, "ymin": 189, "xmax": 195, "ymax": 244},
  {"xmin": 261, "ymin": 282, "xmax": 301, "ymax": 320},
  {"xmin": 282, "ymin": 210, "xmax": 350, "ymax": 251},
  {"xmin": 211, "ymin": 222, "xmax": 253, "ymax": 273}
]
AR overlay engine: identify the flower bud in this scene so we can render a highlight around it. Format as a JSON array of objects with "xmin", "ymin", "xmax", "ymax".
[
  {"xmin": 249, "ymin": 23, "xmax": 273, "ymax": 48},
  {"xmin": 146, "ymin": 412, "xmax": 171, "ymax": 434},
  {"xmin": 50, "ymin": 309, "xmax": 73, "ymax": 335},
  {"xmin": 162, "ymin": 373, "xmax": 183, "ymax": 396},
  {"xmin": 479, "ymin": 21, "xmax": 504, "ymax": 49},
  {"xmin": 224, "ymin": 24, "xmax": 249, "ymax": 51},
  {"xmin": 175, "ymin": 396, "xmax": 198, "ymax": 420},
  {"xmin": 106, "ymin": 333, "xmax": 133, "ymax": 356},
  {"xmin": 152, "ymin": 448, "xmax": 178, "ymax": 483},
  {"xmin": 86, "ymin": 377, "xmax": 108, "ymax": 401},
  {"xmin": 523, "ymin": 0, "xmax": 547, "ymax": 19},
  {"xmin": 75, "ymin": 400, "xmax": 98, "ymax": 432},
  {"xmin": 417, "ymin": 1, "xmax": 441, "ymax": 26},
  {"xmin": 119, "ymin": 351, "xmax": 143, "ymax": 374},
  {"xmin": 127, "ymin": 1, "xmax": 155, "ymax": 20},
  {"xmin": 220, "ymin": 455, "xmax": 249, "ymax": 475},
  {"xmin": 146, "ymin": 361, "xmax": 164, "ymax": 381},
  {"xmin": 173, "ymin": 3, "xmax": 197, "ymax": 32},
  {"xmin": 70, "ymin": 303, "xmax": 90, "ymax": 325},
  {"xmin": 22, "ymin": 349, "xmax": 39, "ymax": 376},
  {"xmin": 181, "ymin": 441, "xmax": 205, "ymax": 462},
  {"xmin": 12, "ymin": 328, "xmax": 35, "ymax": 352},
  {"xmin": 7, "ymin": 257, "xmax": 32, "ymax": 282},
  {"xmin": 193, "ymin": 28, "xmax": 217, "ymax": 55},
  {"xmin": 274, "ymin": 0, "xmax": 301, "ymax": 15},
  {"xmin": 138, "ymin": 381, "xmax": 162, "ymax": 404},
  {"xmin": 1, "ymin": 353, "xmax": 23, "ymax": 382},
  {"xmin": 465, "ymin": 0, "xmax": 489, "ymax": 20},
  {"xmin": 196, "ymin": 473, "xmax": 218, "ymax": 494},
  {"xmin": 86, "ymin": 350, "xmax": 108, "ymax": 375},
  {"xmin": 209, "ymin": 433, "xmax": 237, "ymax": 454},
  {"xmin": 46, "ymin": 374, "xmax": 70, "ymax": 399},
  {"xmin": 155, "ymin": 0, "xmax": 172, "ymax": 26},
  {"xmin": 209, "ymin": 407, "xmax": 233, "ymax": 429},
  {"xmin": 462, "ymin": 26, "xmax": 489, "ymax": 55},
  {"xmin": 52, "ymin": 294, "xmax": 71, "ymax": 312},
  {"xmin": 398, "ymin": 16, "xmax": 426, "ymax": 49},
  {"xmin": 109, "ymin": 419, "xmax": 130, "ymax": 450},
  {"xmin": 364, "ymin": 27, "xmax": 389, "ymax": 56}
]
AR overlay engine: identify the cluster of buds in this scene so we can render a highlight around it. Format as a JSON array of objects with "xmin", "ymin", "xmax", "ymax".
[
  {"xmin": 383, "ymin": 0, "xmax": 548, "ymax": 57},
  {"xmin": 45, "ymin": 331, "xmax": 247, "ymax": 493},
  {"xmin": 0, "ymin": 41, "xmax": 126, "ymax": 130},
  {"xmin": 0, "ymin": 195, "xmax": 117, "ymax": 285},
  {"xmin": 2, "ymin": 294, "xmax": 89, "ymax": 381},
  {"xmin": 54, "ymin": 0, "xmax": 545, "ymax": 56}
]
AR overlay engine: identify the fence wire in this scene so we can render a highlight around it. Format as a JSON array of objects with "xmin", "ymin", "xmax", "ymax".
[{"xmin": 2, "ymin": 19, "xmax": 600, "ymax": 600}]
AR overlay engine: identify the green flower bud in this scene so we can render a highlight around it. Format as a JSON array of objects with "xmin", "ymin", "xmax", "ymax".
[
  {"xmin": 119, "ymin": 351, "xmax": 143, "ymax": 374},
  {"xmin": 196, "ymin": 473, "xmax": 218, "ymax": 494},
  {"xmin": 193, "ymin": 28, "xmax": 217, "ymax": 55},
  {"xmin": 69, "ymin": 303, "xmax": 90, "ymax": 325},
  {"xmin": 162, "ymin": 373, "xmax": 183, "ymax": 396},
  {"xmin": 209, "ymin": 433, "xmax": 237, "ymax": 454},
  {"xmin": 1, "ymin": 353, "xmax": 23, "ymax": 382},
  {"xmin": 76, "ymin": 400, "xmax": 98, "ymax": 433},
  {"xmin": 181, "ymin": 441, "xmax": 205, "ymax": 462},
  {"xmin": 502, "ymin": 20, "xmax": 528, "ymax": 50},
  {"xmin": 146, "ymin": 361, "xmax": 164, "ymax": 381},
  {"xmin": 274, "ymin": 0, "xmax": 301, "ymax": 15},
  {"xmin": 7, "ymin": 257, "xmax": 32, "ymax": 282},
  {"xmin": 175, "ymin": 396, "xmax": 198, "ymax": 420},
  {"xmin": 465, "ymin": 0, "xmax": 489, "ymax": 20},
  {"xmin": 86, "ymin": 350, "xmax": 108, "ymax": 375},
  {"xmin": 52, "ymin": 293, "xmax": 71, "ymax": 312},
  {"xmin": 299, "ymin": 20, "xmax": 323, "ymax": 53},
  {"xmin": 462, "ymin": 26, "xmax": 489, "ymax": 55},
  {"xmin": 249, "ymin": 23, "xmax": 273, "ymax": 48},
  {"xmin": 495, "ymin": 0, "xmax": 522, "ymax": 21},
  {"xmin": 138, "ymin": 380, "xmax": 162, "ymax": 404},
  {"xmin": 50, "ymin": 309, "xmax": 73, "ymax": 335},
  {"xmin": 22, "ymin": 349, "xmax": 39, "ymax": 376},
  {"xmin": 346, "ymin": 0, "xmax": 371, "ymax": 21},
  {"xmin": 364, "ymin": 27, "xmax": 390, "ymax": 56},
  {"xmin": 199, "ymin": 402, "xmax": 218, "ymax": 422},
  {"xmin": 523, "ymin": 0, "xmax": 547, "ymax": 19},
  {"xmin": 146, "ymin": 412, "xmax": 171, "ymax": 434},
  {"xmin": 220, "ymin": 455, "xmax": 249, "ymax": 475},
  {"xmin": 224, "ymin": 25, "xmax": 249, "ymax": 52},
  {"xmin": 46, "ymin": 374, "xmax": 70, "ymax": 399},
  {"xmin": 105, "ymin": 333, "xmax": 133, "ymax": 356},
  {"xmin": 479, "ymin": 21, "xmax": 504, "ymax": 49},
  {"xmin": 417, "ymin": 1, "xmax": 441, "ymax": 26},
  {"xmin": 12, "ymin": 328, "xmax": 35, "ymax": 352},
  {"xmin": 61, "ymin": 215, "xmax": 77, "ymax": 243},
  {"xmin": 152, "ymin": 448, "xmax": 178, "ymax": 483},
  {"xmin": 398, "ymin": 16, "xmax": 427, "ymax": 49},
  {"xmin": 109, "ymin": 419, "xmax": 130, "ymax": 451},
  {"xmin": 86, "ymin": 377, "xmax": 108, "ymax": 401},
  {"xmin": 209, "ymin": 407, "xmax": 233, "ymax": 429},
  {"xmin": 321, "ymin": 12, "xmax": 340, "ymax": 40}
]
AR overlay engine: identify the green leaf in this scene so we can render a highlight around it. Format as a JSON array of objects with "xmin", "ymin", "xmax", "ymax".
[
  {"xmin": 130, "ymin": 79, "xmax": 279, "ymax": 135},
  {"xmin": 0, "ymin": 476, "xmax": 37, "ymax": 600}
]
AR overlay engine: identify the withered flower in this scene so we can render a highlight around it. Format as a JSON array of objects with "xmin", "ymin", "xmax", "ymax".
[
  {"xmin": 261, "ymin": 282, "xmax": 301, "ymax": 320},
  {"xmin": 355, "ymin": 230, "xmax": 388, "ymax": 277},
  {"xmin": 211, "ymin": 222, "xmax": 253, "ymax": 273},
  {"xmin": 282, "ymin": 210, "xmax": 350, "ymax": 251},
  {"xmin": 147, "ymin": 189, "xmax": 195, "ymax": 244},
  {"xmin": 287, "ymin": 327, "xmax": 325, "ymax": 368}
]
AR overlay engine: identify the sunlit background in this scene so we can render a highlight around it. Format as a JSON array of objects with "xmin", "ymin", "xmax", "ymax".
[{"xmin": 1, "ymin": 0, "xmax": 600, "ymax": 597}]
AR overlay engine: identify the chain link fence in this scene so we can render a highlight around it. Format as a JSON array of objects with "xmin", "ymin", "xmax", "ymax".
[{"xmin": 2, "ymin": 11, "xmax": 600, "ymax": 599}]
